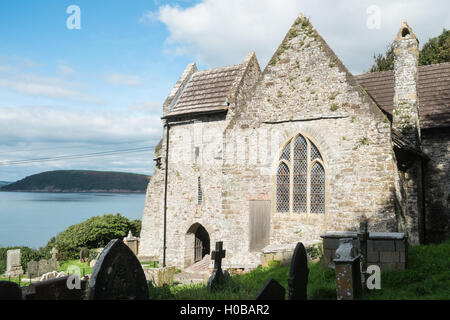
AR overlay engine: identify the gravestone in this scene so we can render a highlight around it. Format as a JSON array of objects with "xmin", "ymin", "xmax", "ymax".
[
  {"xmin": 27, "ymin": 258, "xmax": 58, "ymax": 278},
  {"xmin": 87, "ymin": 239, "xmax": 149, "ymax": 300},
  {"xmin": 207, "ymin": 241, "xmax": 226, "ymax": 291},
  {"xmin": 288, "ymin": 242, "xmax": 309, "ymax": 300},
  {"xmin": 255, "ymin": 278, "xmax": 285, "ymax": 300},
  {"xmin": 22, "ymin": 276, "xmax": 87, "ymax": 300},
  {"xmin": 80, "ymin": 248, "xmax": 90, "ymax": 263},
  {"xmin": 5, "ymin": 249, "xmax": 24, "ymax": 278},
  {"xmin": 334, "ymin": 238, "xmax": 362, "ymax": 300},
  {"xmin": 123, "ymin": 231, "xmax": 140, "ymax": 256},
  {"xmin": 27, "ymin": 261, "xmax": 39, "ymax": 278},
  {"xmin": 51, "ymin": 247, "xmax": 58, "ymax": 260},
  {"xmin": 0, "ymin": 281, "xmax": 22, "ymax": 300},
  {"xmin": 254, "ymin": 241, "xmax": 309, "ymax": 300}
]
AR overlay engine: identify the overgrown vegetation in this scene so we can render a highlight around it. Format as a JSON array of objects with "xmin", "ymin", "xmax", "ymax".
[
  {"xmin": 54, "ymin": 213, "xmax": 141, "ymax": 260},
  {"xmin": 369, "ymin": 29, "xmax": 450, "ymax": 72}
]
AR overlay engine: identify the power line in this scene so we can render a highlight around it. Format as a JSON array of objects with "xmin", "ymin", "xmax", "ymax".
[
  {"xmin": 0, "ymin": 146, "xmax": 155, "ymax": 166},
  {"xmin": 0, "ymin": 141, "xmax": 151, "ymax": 155}
]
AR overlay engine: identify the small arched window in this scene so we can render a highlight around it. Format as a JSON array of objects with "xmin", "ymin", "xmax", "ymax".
[{"xmin": 276, "ymin": 134, "xmax": 325, "ymax": 214}]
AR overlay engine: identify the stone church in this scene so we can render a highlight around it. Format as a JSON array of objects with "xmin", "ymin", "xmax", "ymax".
[{"xmin": 139, "ymin": 14, "xmax": 450, "ymax": 269}]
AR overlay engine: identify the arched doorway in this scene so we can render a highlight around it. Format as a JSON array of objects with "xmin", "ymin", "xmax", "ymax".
[{"xmin": 184, "ymin": 223, "xmax": 210, "ymax": 267}]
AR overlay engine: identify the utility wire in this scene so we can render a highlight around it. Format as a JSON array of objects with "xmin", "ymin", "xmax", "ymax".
[{"xmin": 0, "ymin": 146, "xmax": 155, "ymax": 166}]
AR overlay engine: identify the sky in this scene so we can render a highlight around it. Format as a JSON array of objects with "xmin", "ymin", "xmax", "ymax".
[{"xmin": 0, "ymin": 0, "xmax": 448, "ymax": 182}]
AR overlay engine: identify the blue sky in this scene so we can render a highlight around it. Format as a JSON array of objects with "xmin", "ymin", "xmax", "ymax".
[{"xmin": 0, "ymin": 0, "xmax": 448, "ymax": 181}]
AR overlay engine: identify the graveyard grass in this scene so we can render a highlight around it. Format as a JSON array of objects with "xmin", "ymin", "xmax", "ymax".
[
  {"xmin": 148, "ymin": 234, "xmax": 450, "ymax": 300},
  {"xmin": 361, "ymin": 234, "xmax": 450, "ymax": 300},
  {"xmin": 149, "ymin": 261, "xmax": 336, "ymax": 300},
  {"xmin": 57, "ymin": 260, "xmax": 93, "ymax": 276}
]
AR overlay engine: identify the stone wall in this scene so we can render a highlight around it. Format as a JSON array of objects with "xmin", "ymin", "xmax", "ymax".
[
  {"xmin": 422, "ymin": 128, "xmax": 450, "ymax": 242},
  {"xmin": 321, "ymin": 231, "xmax": 408, "ymax": 271}
]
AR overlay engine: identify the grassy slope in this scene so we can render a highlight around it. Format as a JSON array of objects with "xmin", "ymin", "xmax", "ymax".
[
  {"xmin": 361, "ymin": 235, "xmax": 450, "ymax": 300},
  {"xmin": 149, "ymin": 235, "xmax": 450, "ymax": 300}
]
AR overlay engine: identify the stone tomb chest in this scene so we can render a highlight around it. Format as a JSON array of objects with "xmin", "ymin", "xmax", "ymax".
[{"xmin": 321, "ymin": 231, "xmax": 407, "ymax": 271}]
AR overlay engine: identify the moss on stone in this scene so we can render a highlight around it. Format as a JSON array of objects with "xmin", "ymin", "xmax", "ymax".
[{"xmin": 330, "ymin": 103, "xmax": 339, "ymax": 111}]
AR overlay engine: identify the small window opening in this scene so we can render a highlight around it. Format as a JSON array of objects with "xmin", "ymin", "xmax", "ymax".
[
  {"xmin": 402, "ymin": 28, "xmax": 410, "ymax": 38},
  {"xmin": 197, "ymin": 177, "xmax": 203, "ymax": 205}
]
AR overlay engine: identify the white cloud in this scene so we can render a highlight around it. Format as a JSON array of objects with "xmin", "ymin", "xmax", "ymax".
[
  {"xmin": 0, "ymin": 106, "xmax": 161, "ymax": 145},
  {"xmin": 152, "ymin": 0, "xmax": 449, "ymax": 73},
  {"xmin": 105, "ymin": 73, "xmax": 142, "ymax": 87},
  {"xmin": 0, "ymin": 105, "xmax": 164, "ymax": 180},
  {"xmin": 0, "ymin": 73, "xmax": 101, "ymax": 103},
  {"xmin": 58, "ymin": 65, "xmax": 75, "ymax": 76}
]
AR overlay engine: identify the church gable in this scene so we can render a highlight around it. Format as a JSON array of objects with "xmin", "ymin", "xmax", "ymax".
[{"xmin": 242, "ymin": 14, "xmax": 387, "ymax": 125}]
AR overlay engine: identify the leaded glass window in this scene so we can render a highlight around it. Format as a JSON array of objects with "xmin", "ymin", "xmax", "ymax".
[
  {"xmin": 276, "ymin": 134, "xmax": 325, "ymax": 214},
  {"xmin": 276, "ymin": 162, "xmax": 290, "ymax": 212}
]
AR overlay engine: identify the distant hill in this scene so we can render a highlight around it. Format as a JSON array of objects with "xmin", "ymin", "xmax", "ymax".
[
  {"xmin": 0, "ymin": 170, "xmax": 150, "ymax": 193},
  {"xmin": 0, "ymin": 181, "xmax": 12, "ymax": 188}
]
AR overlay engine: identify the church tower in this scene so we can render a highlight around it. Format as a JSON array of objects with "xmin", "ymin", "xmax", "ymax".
[{"xmin": 393, "ymin": 21, "xmax": 421, "ymax": 146}]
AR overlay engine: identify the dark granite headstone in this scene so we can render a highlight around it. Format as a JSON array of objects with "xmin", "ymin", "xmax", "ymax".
[
  {"xmin": 0, "ymin": 281, "xmax": 23, "ymax": 300},
  {"xmin": 288, "ymin": 242, "xmax": 309, "ymax": 300},
  {"xmin": 207, "ymin": 241, "xmax": 227, "ymax": 291},
  {"xmin": 21, "ymin": 276, "xmax": 87, "ymax": 300},
  {"xmin": 87, "ymin": 239, "xmax": 149, "ymax": 300},
  {"xmin": 255, "ymin": 278, "xmax": 285, "ymax": 300}
]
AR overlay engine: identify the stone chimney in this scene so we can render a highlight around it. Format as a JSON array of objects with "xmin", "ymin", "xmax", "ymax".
[{"xmin": 393, "ymin": 21, "xmax": 421, "ymax": 147}]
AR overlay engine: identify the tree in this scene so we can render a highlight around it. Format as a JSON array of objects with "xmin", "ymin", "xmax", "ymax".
[
  {"xmin": 419, "ymin": 29, "xmax": 450, "ymax": 66},
  {"xmin": 369, "ymin": 43, "xmax": 395, "ymax": 72},
  {"xmin": 368, "ymin": 29, "xmax": 450, "ymax": 72}
]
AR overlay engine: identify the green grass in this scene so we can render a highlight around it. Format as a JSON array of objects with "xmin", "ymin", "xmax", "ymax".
[
  {"xmin": 148, "ymin": 235, "xmax": 450, "ymax": 300},
  {"xmin": 148, "ymin": 261, "xmax": 335, "ymax": 300},
  {"xmin": 361, "ymin": 235, "xmax": 450, "ymax": 300},
  {"xmin": 0, "ymin": 276, "xmax": 32, "ymax": 287},
  {"xmin": 58, "ymin": 259, "xmax": 92, "ymax": 276},
  {"xmin": 141, "ymin": 261, "xmax": 159, "ymax": 268}
]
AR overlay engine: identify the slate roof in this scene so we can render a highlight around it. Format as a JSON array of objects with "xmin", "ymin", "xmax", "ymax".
[
  {"xmin": 355, "ymin": 62, "xmax": 450, "ymax": 129},
  {"xmin": 164, "ymin": 63, "xmax": 245, "ymax": 118}
]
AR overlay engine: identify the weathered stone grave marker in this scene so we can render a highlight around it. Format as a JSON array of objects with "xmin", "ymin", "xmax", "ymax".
[
  {"xmin": 87, "ymin": 239, "xmax": 149, "ymax": 300},
  {"xmin": 51, "ymin": 247, "xmax": 58, "ymax": 260},
  {"xmin": 5, "ymin": 249, "xmax": 24, "ymax": 278},
  {"xmin": 255, "ymin": 242, "xmax": 309, "ymax": 300},
  {"xmin": 207, "ymin": 241, "xmax": 226, "ymax": 291},
  {"xmin": 123, "ymin": 231, "xmax": 140, "ymax": 256},
  {"xmin": 334, "ymin": 238, "xmax": 362, "ymax": 300}
]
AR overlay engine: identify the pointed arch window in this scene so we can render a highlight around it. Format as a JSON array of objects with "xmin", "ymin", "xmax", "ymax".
[{"xmin": 276, "ymin": 134, "xmax": 325, "ymax": 214}]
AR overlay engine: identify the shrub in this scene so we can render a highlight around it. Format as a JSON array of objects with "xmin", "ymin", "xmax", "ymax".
[{"xmin": 54, "ymin": 213, "xmax": 142, "ymax": 260}]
